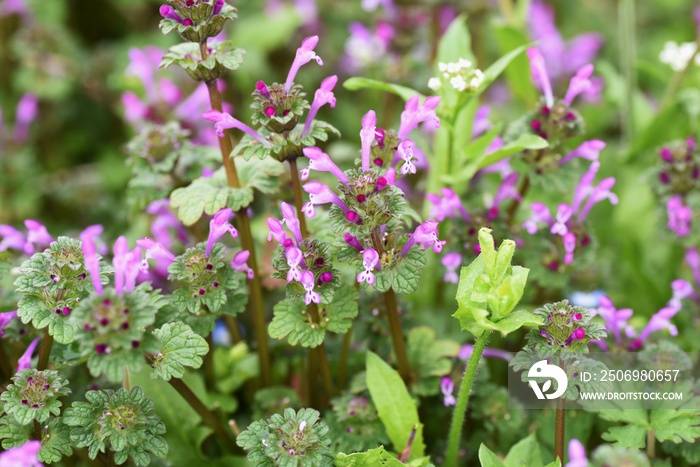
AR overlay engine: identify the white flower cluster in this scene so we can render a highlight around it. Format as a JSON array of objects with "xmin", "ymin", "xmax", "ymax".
[
  {"xmin": 659, "ymin": 41, "xmax": 700, "ymax": 71},
  {"xmin": 428, "ymin": 58, "xmax": 484, "ymax": 93}
]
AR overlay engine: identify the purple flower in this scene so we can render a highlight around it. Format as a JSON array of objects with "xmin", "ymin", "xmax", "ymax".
[
  {"xmin": 206, "ymin": 208, "xmax": 238, "ymax": 257},
  {"xmin": 564, "ymin": 64, "xmax": 595, "ymax": 106},
  {"xmin": 136, "ymin": 238, "xmax": 176, "ymax": 272},
  {"xmin": 80, "ymin": 226, "xmax": 104, "ymax": 295},
  {"xmin": 113, "ymin": 236, "xmax": 142, "ymax": 296},
  {"xmin": 492, "ymin": 173, "xmax": 521, "ymax": 208},
  {"xmin": 637, "ymin": 305, "xmax": 680, "ymax": 341},
  {"xmin": 401, "ymin": 221, "xmax": 446, "ymax": 256},
  {"xmin": 397, "ymin": 139, "xmax": 417, "ymax": 175},
  {"xmin": 285, "ymin": 35, "xmax": 323, "ymax": 92},
  {"xmin": 303, "ymin": 75, "xmax": 338, "ymax": 137},
  {"xmin": 0, "ymin": 440, "xmax": 43, "ymax": 467},
  {"xmin": 0, "ymin": 225, "xmax": 25, "ymax": 252},
  {"xmin": 527, "ymin": 48, "xmax": 554, "ymax": 108},
  {"xmin": 202, "ymin": 110, "xmax": 272, "ymax": 147},
  {"xmin": 285, "ymin": 247, "xmax": 304, "ymax": 282},
  {"xmin": 565, "ymin": 439, "xmax": 588, "ymax": 467},
  {"xmin": 147, "ymin": 200, "xmax": 188, "ymax": 250},
  {"xmin": 267, "ymin": 218, "xmax": 290, "ymax": 245},
  {"xmin": 551, "ymin": 204, "xmax": 573, "ymax": 236},
  {"xmin": 344, "ymin": 233, "xmax": 364, "ymax": 251},
  {"xmin": 426, "ymin": 188, "xmax": 470, "ymax": 222},
  {"xmin": 302, "ymin": 181, "xmax": 350, "ymax": 218},
  {"xmin": 360, "ymin": 110, "xmax": 376, "ymax": 172},
  {"xmin": 160, "ymin": 5, "xmax": 185, "ymax": 23},
  {"xmin": 341, "ymin": 21, "xmax": 395, "ymax": 73},
  {"xmin": 13, "ymin": 94, "xmax": 39, "ymax": 143},
  {"xmin": 397, "ymin": 95, "xmax": 441, "ymax": 140},
  {"xmin": 667, "ymin": 195, "xmax": 692, "ymax": 237},
  {"xmin": 23, "ymin": 220, "xmax": 53, "ymax": 255},
  {"xmin": 0, "ymin": 311, "xmax": 17, "ymax": 338},
  {"xmin": 440, "ymin": 376, "xmax": 456, "ymax": 407},
  {"xmin": 669, "ymin": 279, "xmax": 694, "ymax": 308},
  {"xmin": 442, "ymin": 252, "xmax": 462, "ymax": 284},
  {"xmin": 458, "ymin": 344, "xmax": 512, "ymax": 361},
  {"xmin": 686, "ymin": 247, "xmax": 700, "ymax": 286},
  {"xmin": 592, "ymin": 295, "xmax": 633, "ymax": 347},
  {"xmin": 563, "ymin": 232, "xmax": 576, "ymax": 265},
  {"xmin": 300, "ymin": 147, "xmax": 348, "ymax": 185},
  {"xmin": 17, "ymin": 338, "xmax": 39, "ymax": 372},
  {"xmin": 560, "ymin": 140, "xmax": 606, "ymax": 165},
  {"xmin": 361, "ymin": 0, "xmax": 397, "ymax": 17},
  {"xmin": 527, "ymin": 0, "xmax": 603, "ymax": 86},
  {"xmin": 231, "ymin": 250, "xmax": 254, "ymax": 279},
  {"xmin": 357, "ymin": 248, "xmax": 379, "ymax": 285},
  {"xmin": 300, "ymin": 270, "xmax": 321, "ymax": 305},
  {"xmin": 523, "ymin": 202, "xmax": 554, "ymax": 234},
  {"xmin": 280, "ymin": 202, "xmax": 303, "ymax": 244}
]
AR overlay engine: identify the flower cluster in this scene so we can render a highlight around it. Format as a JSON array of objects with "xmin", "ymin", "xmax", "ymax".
[
  {"xmin": 591, "ymin": 279, "xmax": 693, "ymax": 351},
  {"xmin": 428, "ymin": 58, "xmax": 485, "ymax": 93},
  {"xmin": 523, "ymin": 160, "xmax": 617, "ymax": 268},
  {"xmin": 269, "ymin": 202, "xmax": 339, "ymax": 305},
  {"xmin": 532, "ymin": 300, "xmax": 606, "ymax": 350},
  {"xmin": 1, "ymin": 369, "xmax": 71, "ymax": 426},
  {"xmin": 0, "ymin": 220, "xmax": 52, "ymax": 256},
  {"xmin": 659, "ymin": 41, "xmax": 700, "ymax": 71},
  {"xmin": 204, "ymin": 35, "xmax": 339, "ymax": 162}
]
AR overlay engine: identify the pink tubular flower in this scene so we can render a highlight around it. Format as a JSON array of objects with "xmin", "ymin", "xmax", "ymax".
[
  {"xmin": 669, "ymin": 279, "xmax": 694, "ymax": 308},
  {"xmin": 560, "ymin": 140, "xmax": 606, "ymax": 165},
  {"xmin": 686, "ymin": 247, "xmax": 700, "ymax": 286},
  {"xmin": 136, "ymin": 238, "xmax": 176, "ymax": 272},
  {"xmin": 565, "ymin": 439, "xmax": 588, "ymax": 467},
  {"xmin": 401, "ymin": 221, "xmax": 446, "ymax": 256},
  {"xmin": 302, "ymin": 181, "xmax": 350, "ymax": 218},
  {"xmin": 159, "ymin": 5, "xmax": 184, "ymax": 23},
  {"xmin": 397, "ymin": 139, "xmax": 416, "ymax": 175},
  {"xmin": 285, "ymin": 247, "xmax": 304, "ymax": 282},
  {"xmin": 206, "ymin": 208, "xmax": 238, "ymax": 257},
  {"xmin": 442, "ymin": 252, "xmax": 462, "ymax": 284},
  {"xmin": 23, "ymin": 220, "xmax": 53, "ymax": 255},
  {"xmin": 357, "ymin": 248, "xmax": 379, "ymax": 285},
  {"xmin": 285, "ymin": 35, "xmax": 323, "ymax": 92},
  {"xmin": 303, "ymin": 75, "xmax": 338, "ymax": 137},
  {"xmin": 667, "ymin": 195, "xmax": 692, "ymax": 237},
  {"xmin": 593, "ymin": 296, "xmax": 633, "ymax": 347},
  {"xmin": 0, "ymin": 440, "xmax": 43, "ymax": 467},
  {"xmin": 523, "ymin": 202, "xmax": 554, "ymax": 234},
  {"xmin": 80, "ymin": 226, "xmax": 104, "ymax": 295},
  {"xmin": 426, "ymin": 188, "xmax": 470, "ymax": 222},
  {"xmin": 202, "ymin": 110, "xmax": 272, "ymax": 147},
  {"xmin": 459, "ymin": 344, "xmax": 512, "ymax": 361},
  {"xmin": 301, "ymin": 147, "xmax": 348, "ymax": 185},
  {"xmin": 147, "ymin": 200, "xmax": 188, "ymax": 250},
  {"xmin": 300, "ymin": 270, "xmax": 321, "ymax": 305},
  {"xmin": 267, "ymin": 218, "xmax": 290, "ymax": 244},
  {"xmin": 397, "ymin": 95, "xmax": 441, "ymax": 140},
  {"xmin": 113, "ymin": 236, "xmax": 142, "ymax": 296},
  {"xmin": 360, "ymin": 110, "xmax": 376, "ymax": 172},
  {"xmin": 231, "ymin": 250, "xmax": 254, "ymax": 279},
  {"xmin": 527, "ymin": 48, "xmax": 554, "ymax": 108},
  {"xmin": 637, "ymin": 306, "xmax": 680, "ymax": 341},
  {"xmin": 551, "ymin": 204, "xmax": 573, "ymax": 236},
  {"xmin": 17, "ymin": 338, "xmax": 39, "ymax": 372},
  {"xmin": 0, "ymin": 225, "xmax": 25, "ymax": 252},
  {"xmin": 13, "ymin": 94, "xmax": 39, "ymax": 143},
  {"xmin": 440, "ymin": 377, "xmax": 456, "ymax": 407},
  {"xmin": 344, "ymin": 233, "xmax": 364, "ymax": 251},
  {"xmin": 280, "ymin": 202, "xmax": 303, "ymax": 244},
  {"xmin": 492, "ymin": 173, "xmax": 521, "ymax": 208},
  {"xmin": 0, "ymin": 311, "xmax": 17, "ymax": 338},
  {"xmin": 564, "ymin": 64, "xmax": 595, "ymax": 106}
]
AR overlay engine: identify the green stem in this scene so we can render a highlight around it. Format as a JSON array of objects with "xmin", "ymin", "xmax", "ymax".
[
  {"xmin": 647, "ymin": 429, "xmax": 655, "ymax": 459},
  {"xmin": 383, "ymin": 288, "xmax": 412, "ymax": 384},
  {"xmin": 168, "ymin": 376, "xmax": 240, "ymax": 454},
  {"xmin": 0, "ymin": 340, "xmax": 13, "ymax": 379},
  {"xmin": 223, "ymin": 315, "xmax": 243, "ymax": 344},
  {"xmin": 201, "ymin": 42, "xmax": 271, "ymax": 388},
  {"xmin": 204, "ymin": 334, "xmax": 215, "ymax": 391},
  {"xmin": 316, "ymin": 342, "xmax": 335, "ymax": 398},
  {"xmin": 37, "ymin": 330, "xmax": 53, "ymax": 371},
  {"xmin": 618, "ymin": 0, "xmax": 637, "ymax": 144},
  {"xmin": 506, "ymin": 174, "xmax": 530, "ymax": 226},
  {"xmin": 445, "ymin": 331, "xmax": 491, "ymax": 467},
  {"xmin": 338, "ymin": 328, "xmax": 352, "ymax": 389},
  {"xmin": 659, "ymin": 34, "xmax": 700, "ymax": 111},
  {"xmin": 555, "ymin": 398, "xmax": 565, "ymax": 463},
  {"xmin": 288, "ymin": 158, "xmax": 309, "ymax": 238},
  {"xmin": 498, "ymin": 0, "xmax": 516, "ymax": 24}
]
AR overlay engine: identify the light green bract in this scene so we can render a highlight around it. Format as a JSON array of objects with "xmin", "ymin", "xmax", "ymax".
[
  {"xmin": 151, "ymin": 322, "xmax": 209, "ymax": 381},
  {"xmin": 453, "ymin": 228, "xmax": 541, "ymax": 337}
]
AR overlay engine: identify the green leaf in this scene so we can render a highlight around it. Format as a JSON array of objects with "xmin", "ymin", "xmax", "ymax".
[
  {"xmin": 39, "ymin": 417, "xmax": 74, "ymax": 464},
  {"xmin": 325, "ymin": 286, "xmax": 359, "ymax": 334},
  {"xmin": 493, "ymin": 24, "xmax": 537, "ymax": 106},
  {"xmin": 478, "ymin": 443, "xmax": 505, "ymax": 467},
  {"xmin": 0, "ymin": 416, "xmax": 31, "ymax": 450},
  {"xmin": 365, "ymin": 351, "xmax": 425, "ymax": 460},
  {"xmin": 151, "ymin": 323, "xmax": 209, "ymax": 381},
  {"xmin": 170, "ymin": 172, "xmax": 253, "ymax": 226},
  {"xmin": 1, "ymin": 369, "xmax": 71, "ymax": 426},
  {"xmin": 236, "ymin": 156, "xmax": 284, "ymax": 195},
  {"xmin": 406, "ymin": 327, "xmax": 460, "ymax": 396},
  {"xmin": 334, "ymin": 446, "xmax": 404, "ymax": 466},
  {"xmin": 503, "ymin": 435, "xmax": 544, "ymax": 467},
  {"xmin": 268, "ymin": 298, "xmax": 325, "ymax": 348},
  {"xmin": 343, "ymin": 77, "xmax": 422, "ymax": 101},
  {"xmin": 436, "ymin": 15, "xmax": 475, "ymax": 72}
]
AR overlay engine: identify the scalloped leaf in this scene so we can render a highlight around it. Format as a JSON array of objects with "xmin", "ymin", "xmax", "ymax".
[
  {"xmin": 151, "ymin": 323, "xmax": 209, "ymax": 381},
  {"xmin": 269, "ymin": 298, "xmax": 324, "ymax": 348},
  {"xmin": 170, "ymin": 174, "xmax": 253, "ymax": 226},
  {"xmin": 325, "ymin": 286, "xmax": 359, "ymax": 334}
]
